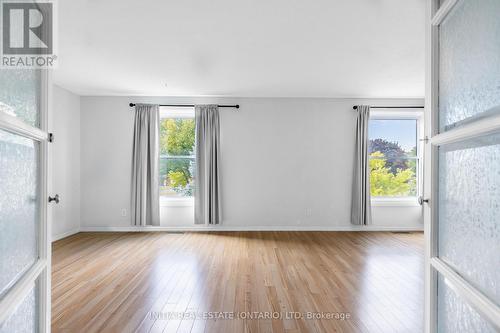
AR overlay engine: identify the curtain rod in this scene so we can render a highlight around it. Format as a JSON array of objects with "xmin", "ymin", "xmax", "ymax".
[
  {"xmin": 129, "ymin": 103, "xmax": 239, "ymax": 109},
  {"xmin": 352, "ymin": 106, "xmax": 424, "ymax": 110}
]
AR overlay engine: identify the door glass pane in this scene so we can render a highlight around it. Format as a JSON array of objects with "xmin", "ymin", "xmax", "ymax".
[
  {"xmin": 438, "ymin": 131, "xmax": 500, "ymax": 305},
  {"xmin": 439, "ymin": 0, "xmax": 500, "ymax": 132},
  {"xmin": 0, "ymin": 278, "xmax": 39, "ymax": 333},
  {"xmin": 0, "ymin": 69, "xmax": 41, "ymax": 127},
  {"xmin": 438, "ymin": 275, "xmax": 496, "ymax": 333},
  {"xmin": 0, "ymin": 129, "xmax": 39, "ymax": 296}
]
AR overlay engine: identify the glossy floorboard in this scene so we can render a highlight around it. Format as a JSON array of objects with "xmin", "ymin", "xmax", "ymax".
[{"xmin": 52, "ymin": 232, "xmax": 424, "ymax": 333}]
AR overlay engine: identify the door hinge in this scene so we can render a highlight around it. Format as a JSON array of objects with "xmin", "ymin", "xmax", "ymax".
[{"xmin": 48, "ymin": 133, "xmax": 54, "ymax": 143}]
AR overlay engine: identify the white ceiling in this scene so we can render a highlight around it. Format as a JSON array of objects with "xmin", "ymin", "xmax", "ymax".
[{"xmin": 54, "ymin": 0, "xmax": 425, "ymax": 98}]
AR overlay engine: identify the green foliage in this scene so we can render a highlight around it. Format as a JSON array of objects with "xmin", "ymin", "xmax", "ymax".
[
  {"xmin": 168, "ymin": 170, "xmax": 188, "ymax": 187},
  {"xmin": 370, "ymin": 138, "xmax": 408, "ymax": 173},
  {"xmin": 160, "ymin": 118, "xmax": 195, "ymax": 155},
  {"xmin": 370, "ymin": 151, "xmax": 416, "ymax": 197}
]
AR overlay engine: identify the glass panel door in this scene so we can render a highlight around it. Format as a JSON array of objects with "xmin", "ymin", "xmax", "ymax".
[
  {"xmin": 0, "ymin": 130, "xmax": 40, "ymax": 297},
  {"xmin": 0, "ymin": 66, "xmax": 49, "ymax": 333},
  {"xmin": 426, "ymin": 0, "xmax": 500, "ymax": 331}
]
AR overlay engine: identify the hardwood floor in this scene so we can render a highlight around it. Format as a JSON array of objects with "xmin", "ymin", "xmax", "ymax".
[{"xmin": 52, "ymin": 232, "xmax": 424, "ymax": 333}]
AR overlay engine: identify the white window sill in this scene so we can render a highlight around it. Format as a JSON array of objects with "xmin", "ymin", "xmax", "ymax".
[
  {"xmin": 160, "ymin": 196, "xmax": 194, "ymax": 207},
  {"xmin": 371, "ymin": 198, "xmax": 420, "ymax": 207}
]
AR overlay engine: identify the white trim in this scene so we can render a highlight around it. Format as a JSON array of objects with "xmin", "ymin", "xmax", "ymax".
[
  {"xmin": 0, "ymin": 112, "xmax": 48, "ymax": 142},
  {"xmin": 0, "ymin": 260, "xmax": 46, "ymax": 326},
  {"xmin": 431, "ymin": 0, "xmax": 459, "ymax": 26},
  {"xmin": 425, "ymin": 0, "xmax": 440, "ymax": 332},
  {"xmin": 159, "ymin": 106, "xmax": 194, "ymax": 119},
  {"xmin": 371, "ymin": 198, "xmax": 420, "ymax": 207},
  {"xmin": 80, "ymin": 225, "xmax": 424, "ymax": 232},
  {"xmin": 38, "ymin": 69, "xmax": 51, "ymax": 333},
  {"xmin": 370, "ymin": 109, "xmax": 424, "ymax": 119},
  {"xmin": 160, "ymin": 196, "xmax": 194, "ymax": 207},
  {"xmin": 431, "ymin": 258, "xmax": 500, "ymax": 330},
  {"xmin": 430, "ymin": 113, "xmax": 500, "ymax": 146},
  {"xmin": 39, "ymin": 69, "xmax": 51, "ymax": 333},
  {"xmin": 52, "ymin": 228, "xmax": 80, "ymax": 242}
]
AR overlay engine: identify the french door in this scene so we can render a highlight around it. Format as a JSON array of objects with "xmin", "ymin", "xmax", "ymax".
[
  {"xmin": 0, "ymin": 69, "xmax": 51, "ymax": 332},
  {"xmin": 424, "ymin": 0, "xmax": 500, "ymax": 332}
]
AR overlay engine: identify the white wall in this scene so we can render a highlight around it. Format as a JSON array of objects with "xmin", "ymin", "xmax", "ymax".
[
  {"xmin": 80, "ymin": 96, "xmax": 423, "ymax": 230},
  {"xmin": 50, "ymin": 85, "xmax": 81, "ymax": 240}
]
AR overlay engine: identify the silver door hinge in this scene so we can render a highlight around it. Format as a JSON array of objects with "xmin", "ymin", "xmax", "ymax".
[{"xmin": 419, "ymin": 136, "xmax": 429, "ymax": 144}]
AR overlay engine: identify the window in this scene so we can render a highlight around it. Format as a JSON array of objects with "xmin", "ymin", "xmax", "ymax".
[
  {"xmin": 368, "ymin": 112, "xmax": 422, "ymax": 202},
  {"xmin": 159, "ymin": 107, "xmax": 195, "ymax": 204}
]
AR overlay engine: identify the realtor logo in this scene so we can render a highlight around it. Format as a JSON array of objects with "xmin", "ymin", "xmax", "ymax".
[{"xmin": 1, "ymin": 0, "xmax": 57, "ymax": 67}]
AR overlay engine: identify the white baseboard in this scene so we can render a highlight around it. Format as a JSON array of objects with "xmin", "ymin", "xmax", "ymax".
[
  {"xmin": 79, "ymin": 225, "xmax": 423, "ymax": 232},
  {"xmin": 52, "ymin": 228, "xmax": 80, "ymax": 242}
]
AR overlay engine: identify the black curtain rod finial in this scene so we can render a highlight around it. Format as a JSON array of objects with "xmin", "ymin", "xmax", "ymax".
[{"xmin": 129, "ymin": 103, "xmax": 135, "ymax": 107}]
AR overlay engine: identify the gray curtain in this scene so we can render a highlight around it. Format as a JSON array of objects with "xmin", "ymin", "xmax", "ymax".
[
  {"xmin": 351, "ymin": 105, "xmax": 372, "ymax": 225},
  {"xmin": 194, "ymin": 104, "xmax": 221, "ymax": 225},
  {"xmin": 131, "ymin": 103, "xmax": 160, "ymax": 226}
]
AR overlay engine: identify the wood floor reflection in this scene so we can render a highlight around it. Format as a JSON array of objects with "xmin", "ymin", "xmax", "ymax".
[{"xmin": 52, "ymin": 231, "xmax": 424, "ymax": 333}]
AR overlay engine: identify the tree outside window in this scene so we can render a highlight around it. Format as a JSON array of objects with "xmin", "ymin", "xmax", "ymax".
[
  {"xmin": 368, "ymin": 119, "xmax": 419, "ymax": 198},
  {"xmin": 159, "ymin": 117, "xmax": 195, "ymax": 197}
]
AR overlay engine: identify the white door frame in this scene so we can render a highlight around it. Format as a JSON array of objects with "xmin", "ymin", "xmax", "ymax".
[
  {"xmin": 424, "ymin": 0, "xmax": 500, "ymax": 331},
  {"xmin": 0, "ymin": 70, "xmax": 52, "ymax": 333}
]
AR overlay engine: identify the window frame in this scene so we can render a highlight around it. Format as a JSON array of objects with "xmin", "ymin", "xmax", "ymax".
[
  {"xmin": 0, "ymin": 69, "xmax": 50, "ymax": 333},
  {"xmin": 369, "ymin": 109, "xmax": 424, "ymax": 206},
  {"xmin": 159, "ymin": 107, "xmax": 195, "ymax": 207}
]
